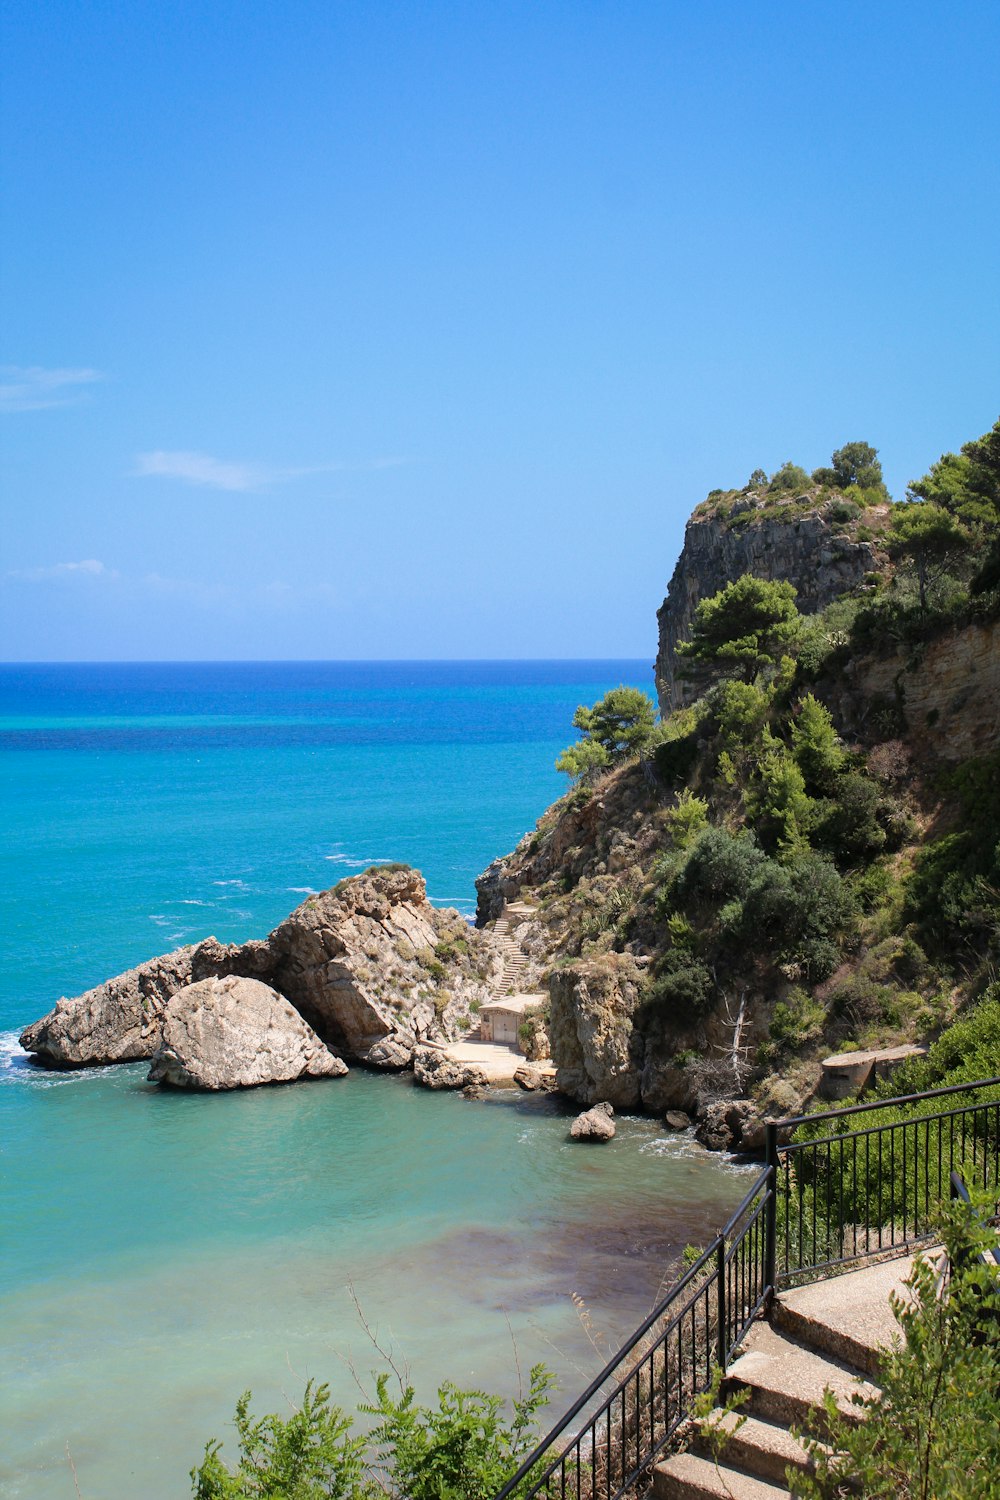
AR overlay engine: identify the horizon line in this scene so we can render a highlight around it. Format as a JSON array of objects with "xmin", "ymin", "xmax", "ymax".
[{"xmin": 0, "ymin": 655, "xmax": 655, "ymax": 667}]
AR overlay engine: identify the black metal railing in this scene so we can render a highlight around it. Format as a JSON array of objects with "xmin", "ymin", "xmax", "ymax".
[
  {"xmin": 494, "ymin": 1169, "xmax": 773, "ymax": 1500},
  {"xmin": 771, "ymin": 1076, "xmax": 1000, "ymax": 1281},
  {"xmin": 494, "ymin": 1074, "xmax": 1000, "ymax": 1500}
]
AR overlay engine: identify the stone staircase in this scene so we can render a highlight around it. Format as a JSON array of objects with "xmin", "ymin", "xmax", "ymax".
[
  {"xmin": 466, "ymin": 901, "xmax": 538, "ymax": 1041},
  {"xmin": 652, "ymin": 1255, "xmax": 912, "ymax": 1498}
]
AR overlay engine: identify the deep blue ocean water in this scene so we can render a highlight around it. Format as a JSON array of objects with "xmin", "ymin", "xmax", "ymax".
[{"xmin": 0, "ymin": 662, "xmax": 747, "ymax": 1499}]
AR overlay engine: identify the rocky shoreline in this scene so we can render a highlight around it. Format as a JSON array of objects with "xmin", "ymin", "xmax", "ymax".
[
  {"xmin": 16, "ymin": 857, "xmax": 776, "ymax": 1155},
  {"xmin": 20, "ymin": 865, "xmax": 512, "ymax": 1092}
]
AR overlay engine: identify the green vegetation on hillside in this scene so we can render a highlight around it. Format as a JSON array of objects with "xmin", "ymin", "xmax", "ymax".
[
  {"xmin": 556, "ymin": 685, "xmax": 656, "ymax": 778},
  {"xmin": 526, "ymin": 417, "xmax": 1000, "ymax": 1120}
]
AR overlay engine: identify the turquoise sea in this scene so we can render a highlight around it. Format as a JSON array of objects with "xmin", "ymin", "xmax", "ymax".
[{"xmin": 0, "ymin": 662, "xmax": 748, "ymax": 1499}]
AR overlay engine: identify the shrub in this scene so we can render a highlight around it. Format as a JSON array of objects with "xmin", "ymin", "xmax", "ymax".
[
  {"xmin": 737, "ymin": 851, "xmax": 852, "ymax": 981},
  {"xmin": 811, "ymin": 772, "xmax": 887, "ymax": 863},
  {"xmin": 905, "ymin": 751, "xmax": 1000, "ymax": 959},
  {"xmin": 662, "ymin": 789, "xmax": 710, "ymax": 849},
  {"xmin": 652, "ymin": 730, "xmax": 699, "ymax": 786},
  {"xmin": 767, "ymin": 988, "xmax": 826, "ymax": 1054},
  {"xmin": 193, "ymin": 1366, "xmax": 555, "ymax": 1500},
  {"xmin": 191, "ymin": 1380, "xmax": 369, "ymax": 1499},
  {"xmin": 556, "ymin": 686, "xmax": 656, "ymax": 779},
  {"xmin": 707, "ymin": 678, "xmax": 771, "ymax": 753},
  {"xmin": 365, "ymin": 1366, "xmax": 555, "ymax": 1500},
  {"xmin": 744, "ymin": 733, "xmax": 814, "ymax": 854},
  {"xmin": 767, "ymin": 460, "xmax": 811, "ymax": 494},
  {"xmin": 790, "ymin": 1199, "xmax": 1000, "ymax": 1499},
  {"xmin": 789, "ymin": 694, "xmax": 846, "ymax": 790},
  {"xmin": 640, "ymin": 956, "xmax": 716, "ymax": 1028},
  {"xmin": 668, "ymin": 827, "xmax": 770, "ymax": 909}
]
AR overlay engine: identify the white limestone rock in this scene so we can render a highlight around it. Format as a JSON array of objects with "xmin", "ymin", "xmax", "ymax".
[{"xmin": 147, "ymin": 975, "xmax": 347, "ymax": 1091}]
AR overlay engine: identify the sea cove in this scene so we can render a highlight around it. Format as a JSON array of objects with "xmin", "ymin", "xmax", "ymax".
[{"xmin": 0, "ymin": 662, "xmax": 749, "ymax": 1499}]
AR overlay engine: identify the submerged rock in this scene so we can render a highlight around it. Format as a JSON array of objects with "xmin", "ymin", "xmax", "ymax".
[
  {"xmin": 513, "ymin": 1064, "xmax": 557, "ymax": 1092},
  {"xmin": 363, "ymin": 1036, "xmax": 414, "ymax": 1070},
  {"xmin": 570, "ymin": 1100, "xmax": 616, "ymax": 1141},
  {"xmin": 148, "ymin": 975, "xmax": 347, "ymax": 1091}
]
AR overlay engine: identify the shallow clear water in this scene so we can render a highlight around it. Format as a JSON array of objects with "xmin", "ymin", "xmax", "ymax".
[{"xmin": 0, "ymin": 662, "xmax": 747, "ymax": 1499}]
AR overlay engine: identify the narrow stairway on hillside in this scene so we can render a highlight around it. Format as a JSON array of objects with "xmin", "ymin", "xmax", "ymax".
[
  {"xmin": 465, "ymin": 900, "xmax": 539, "ymax": 1041},
  {"xmin": 653, "ymin": 1256, "xmax": 911, "ymax": 1499}
]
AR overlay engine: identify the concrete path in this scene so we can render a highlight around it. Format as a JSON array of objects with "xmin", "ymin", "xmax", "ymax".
[
  {"xmin": 439, "ymin": 1039, "xmax": 524, "ymax": 1083},
  {"xmin": 653, "ymin": 1254, "xmax": 919, "ymax": 1498}
]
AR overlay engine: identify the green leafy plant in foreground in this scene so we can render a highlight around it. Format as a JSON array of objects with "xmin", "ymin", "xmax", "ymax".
[
  {"xmin": 364, "ymin": 1364, "xmax": 554, "ymax": 1499},
  {"xmin": 192, "ymin": 1380, "xmax": 369, "ymax": 1500},
  {"xmin": 191, "ymin": 1364, "xmax": 555, "ymax": 1500},
  {"xmin": 789, "ymin": 1197, "xmax": 1000, "ymax": 1500}
]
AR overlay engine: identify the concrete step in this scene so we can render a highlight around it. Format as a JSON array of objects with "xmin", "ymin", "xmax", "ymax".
[
  {"xmin": 723, "ymin": 1325, "xmax": 878, "ymax": 1434},
  {"xmin": 691, "ymin": 1411, "xmax": 820, "ymax": 1486},
  {"xmin": 772, "ymin": 1256, "xmax": 913, "ymax": 1378},
  {"xmin": 652, "ymin": 1451, "xmax": 789, "ymax": 1499}
]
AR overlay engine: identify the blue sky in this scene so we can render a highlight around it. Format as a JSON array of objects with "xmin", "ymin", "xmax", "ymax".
[{"xmin": 2, "ymin": 0, "xmax": 998, "ymax": 661}]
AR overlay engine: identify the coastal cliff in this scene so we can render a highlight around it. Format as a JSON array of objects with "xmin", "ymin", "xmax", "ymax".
[
  {"xmin": 655, "ymin": 488, "xmax": 887, "ymax": 713},
  {"xmin": 481, "ymin": 427, "xmax": 1000, "ymax": 1145}
]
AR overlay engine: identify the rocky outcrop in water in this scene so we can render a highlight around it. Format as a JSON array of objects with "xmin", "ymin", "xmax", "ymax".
[
  {"xmin": 20, "ymin": 867, "xmax": 499, "ymax": 1073},
  {"xmin": 17, "ymin": 941, "xmax": 242, "ymax": 1068},
  {"xmin": 655, "ymin": 495, "xmax": 886, "ymax": 713},
  {"xmin": 570, "ymin": 1100, "xmax": 616, "ymax": 1141},
  {"xmin": 147, "ymin": 975, "xmax": 347, "ymax": 1090},
  {"xmin": 412, "ymin": 1046, "xmax": 488, "ymax": 1091}
]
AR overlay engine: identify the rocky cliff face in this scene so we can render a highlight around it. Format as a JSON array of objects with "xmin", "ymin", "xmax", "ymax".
[
  {"xmin": 655, "ymin": 495, "xmax": 886, "ymax": 713},
  {"xmin": 819, "ymin": 617, "xmax": 1000, "ymax": 762},
  {"xmin": 20, "ymin": 867, "xmax": 499, "ymax": 1073},
  {"xmin": 474, "ymin": 482, "xmax": 998, "ymax": 1145}
]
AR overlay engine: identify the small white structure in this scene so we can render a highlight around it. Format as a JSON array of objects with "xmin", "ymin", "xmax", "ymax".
[{"xmin": 479, "ymin": 994, "xmax": 540, "ymax": 1051}]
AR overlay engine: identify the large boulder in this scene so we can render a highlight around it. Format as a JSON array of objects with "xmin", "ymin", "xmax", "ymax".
[
  {"xmin": 19, "ymin": 866, "xmax": 499, "ymax": 1072},
  {"xmin": 147, "ymin": 975, "xmax": 347, "ymax": 1091},
  {"xmin": 258, "ymin": 867, "xmax": 497, "ymax": 1059},
  {"xmin": 570, "ymin": 1101, "xmax": 616, "ymax": 1141}
]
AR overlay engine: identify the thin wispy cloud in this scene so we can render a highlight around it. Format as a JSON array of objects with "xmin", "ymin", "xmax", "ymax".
[
  {"xmin": 133, "ymin": 449, "xmax": 411, "ymax": 492},
  {"xmin": 0, "ymin": 365, "xmax": 103, "ymax": 413},
  {"xmin": 134, "ymin": 450, "xmax": 270, "ymax": 491},
  {"xmin": 8, "ymin": 559, "xmax": 119, "ymax": 582}
]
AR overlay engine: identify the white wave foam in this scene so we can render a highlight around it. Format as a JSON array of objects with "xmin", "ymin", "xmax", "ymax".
[
  {"xmin": 638, "ymin": 1136, "xmax": 704, "ymax": 1159},
  {"xmin": 288, "ymin": 886, "xmax": 318, "ymax": 895},
  {"xmin": 177, "ymin": 899, "xmax": 211, "ymax": 907},
  {"xmin": 0, "ymin": 1032, "xmax": 118, "ymax": 1089},
  {"xmin": 0, "ymin": 1030, "xmax": 28, "ymax": 1068},
  {"xmin": 323, "ymin": 853, "xmax": 395, "ymax": 867},
  {"xmin": 213, "ymin": 879, "xmax": 249, "ymax": 889},
  {"xmin": 148, "ymin": 914, "xmax": 171, "ymax": 925}
]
